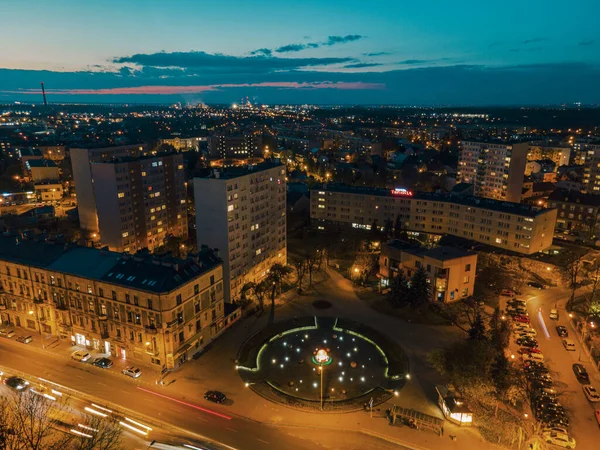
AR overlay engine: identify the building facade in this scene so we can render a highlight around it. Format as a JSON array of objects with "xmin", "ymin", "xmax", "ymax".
[
  {"xmin": 582, "ymin": 144, "xmax": 600, "ymax": 194},
  {"xmin": 71, "ymin": 144, "xmax": 148, "ymax": 232},
  {"xmin": 379, "ymin": 240, "xmax": 477, "ymax": 303},
  {"xmin": 194, "ymin": 162, "xmax": 287, "ymax": 302},
  {"xmin": 310, "ymin": 184, "xmax": 557, "ymax": 255},
  {"xmin": 527, "ymin": 144, "xmax": 571, "ymax": 168},
  {"xmin": 458, "ymin": 141, "xmax": 529, "ymax": 202},
  {"xmin": 207, "ymin": 135, "xmax": 264, "ymax": 160},
  {"xmin": 159, "ymin": 137, "xmax": 205, "ymax": 152},
  {"xmin": 0, "ymin": 236, "xmax": 233, "ymax": 369},
  {"xmin": 547, "ymin": 188, "xmax": 600, "ymax": 239},
  {"xmin": 90, "ymin": 153, "xmax": 188, "ymax": 253}
]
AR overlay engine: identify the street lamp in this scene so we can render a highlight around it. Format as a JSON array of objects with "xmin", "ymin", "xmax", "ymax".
[
  {"xmin": 28, "ymin": 309, "xmax": 44, "ymax": 349},
  {"xmin": 314, "ymin": 349, "xmax": 330, "ymax": 410}
]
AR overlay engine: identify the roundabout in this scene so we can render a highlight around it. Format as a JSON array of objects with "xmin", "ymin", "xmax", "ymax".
[{"xmin": 237, "ymin": 316, "xmax": 409, "ymax": 412}]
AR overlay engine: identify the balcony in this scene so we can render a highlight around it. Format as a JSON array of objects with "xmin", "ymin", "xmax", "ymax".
[
  {"xmin": 145, "ymin": 325, "xmax": 158, "ymax": 334},
  {"xmin": 98, "ymin": 314, "xmax": 108, "ymax": 321},
  {"xmin": 101, "ymin": 330, "xmax": 110, "ymax": 339},
  {"xmin": 0, "ymin": 304, "xmax": 6, "ymax": 310},
  {"xmin": 56, "ymin": 303, "xmax": 68, "ymax": 311},
  {"xmin": 33, "ymin": 297, "xmax": 45, "ymax": 304}
]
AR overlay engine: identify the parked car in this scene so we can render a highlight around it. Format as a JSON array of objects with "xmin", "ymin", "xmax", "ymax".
[
  {"xmin": 549, "ymin": 309, "xmax": 559, "ymax": 320},
  {"xmin": 16, "ymin": 335, "xmax": 32, "ymax": 344},
  {"xmin": 4, "ymin": 376, "xmax": 29, "ymax": 391},
  {"xmin": 71, "ymin": 350, "xmax": 91, "ymax": 362},
  {"xmin": 542, "ymin": 426, "xmax": 569, "ymax": 436},
  {"xmin": 508, "ymin": 299, "xmax": 526, "ymax": 307},
  {"xmin": 500, "ymin": 289, "xmax": 515, "ymax": 297},
  {"xmin": 522, "ymin": 352, "xmax": 544, "ymax": 362},
  {"xmin": 540, "ymin": 414, "xmax": 569, "ymax": 428},
  {"xmin": 596, "ymin": 409, "xmax": 600, "ymax": 428},
  {"xmin": 204, "ymin": 390, "xmax": 226, "ymax": 404},
  {"xmin": 519, "ymin": 328, "xmax": 537, "ymax": 337},
  {"xmin": 0, "ymin": 328, "xmax": 15, "ymax": 338},
  {"xmin": 542, "ymin": 431, "xmax": 576, "ymax": 449},
  {"xmin": 92, "ymin": 357, "xmax": 113, "ymax": 369},
  {"xmin": 513, "ymin": 315, "xmax": 530, "ymax": 324},
  {"xmin": 583, "ymin": 385, "xmax": 600, "ymax": 402},
  {"xmin": 528, "ymin": 281, "xmax": 545, "ymax": 289},
  {"xmin": 556, "ymin": 326, "xmax": 568, "ymax": 337},
  {"xmin": 518, "ymin": 338, "xmax": 538, "ymax": 348},
  {"xmin": 562, "ymin": 339, "xmax": 576, "ymax": 351},
  {"xmin": 573, "ymin": 364, "xmax": 590, "ymax": 384},
  {"xmin": 520, "ymin": 347, "xmax": 543, "ymax": 355},
  {"xmin": 122, "ymin": 366, "xmax": 142, "ymax": 378}
]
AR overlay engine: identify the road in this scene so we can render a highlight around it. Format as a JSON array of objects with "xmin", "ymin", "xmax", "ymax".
[
  {"xmin": 0, "ymin": 338, "xmax": 404, "ymax": 450},
  {"xmin": 507, "ymin": 286, "xmax": 600, "ymax": 449}
]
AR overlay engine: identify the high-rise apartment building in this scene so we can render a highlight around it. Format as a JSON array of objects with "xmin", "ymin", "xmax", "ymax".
[
  {"xmin": 194, "ymin": 162, "xmax": 286, "ymax": 302},
  {"xmin": 71, "ymin": 145, "xmax": 187, "ymax": 252},
  {"xmin": 582, "ymin": 144, "xmax": 600, "ymax": 194},
  {"xmin": 527, "ymin": 144, "xmax": 571, "ymax": 167},
  {"xmin": 207, "ymin": 134, "xmax": 264, "ymax": 160},
  {"xmin": 71, "ymin": 144, "xmax": 147, "ymax": 232},
  {"xmin": 310, "ymin": 184, "xmax": 556, "ymax": 255},
  {"xmin": 0, "ymin": 235, "xmax": 233, "ymax": 369},
  {"xmin": 458, "ymin": 141, "xmax": 529, "ymax": 202},
  {"xmin": 91, "ymin": 153, "xmax": 188, "ymax": 253}
]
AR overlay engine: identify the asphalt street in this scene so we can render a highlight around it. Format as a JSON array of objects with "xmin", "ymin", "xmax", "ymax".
[{"xmin": 0, "ymin": 338, "xmax": 404, "ymax": 450}]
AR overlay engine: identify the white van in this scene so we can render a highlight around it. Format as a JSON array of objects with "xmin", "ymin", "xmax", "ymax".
[
  {"xmin": 562, "ymin": 339, "xmax": 576, "ymax": 351},
  {"xmin": 549, "ymin": 309, "xmax": 559, "ymax": 320}
]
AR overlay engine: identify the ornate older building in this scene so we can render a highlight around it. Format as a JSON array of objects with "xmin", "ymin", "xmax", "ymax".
[{"xmin": 0, "ymin": 235, "xmax": 238, "ymax": 369}]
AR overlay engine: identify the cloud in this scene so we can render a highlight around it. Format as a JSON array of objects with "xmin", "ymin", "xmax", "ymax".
[
  {"xmin": 363, "ymin": 52, "xmax": 389, "ymax": 57},
  {"xmin": 324, "ymin": 35, "xmax": 364, "ymax": 46},
  {"xmin": 523, "ymin": 37, "xmax": 549, "ymax": 45},
  {"xmin": 275, "ymin": 44, "xmax": 307, "ymax": 53},
  {"xmin": 397, "ymin": 59, "xmax": 429, "ymax": 65},
  {"xmin": 113, "ymin": 51, "xmax": 354, "ymax": 73},
  {"xmin": 250, "ymin": 48, "xmax": 272, "ymax": 56},
  {"xmin": 344, "ymin": 62, "xmax": 383, "ymax": 68},
  {"xmin": 579, "ymin": 40, "xmax": 595, "ymax": 46},
  {"xmin": 6, "ymin": 81, "xmax": 384, "ymax": 96}
]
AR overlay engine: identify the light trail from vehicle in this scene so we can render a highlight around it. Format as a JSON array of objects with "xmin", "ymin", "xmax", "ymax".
[
  {"xmin": 537, "ymin": 309, "xmax": 551, "ymax": 339},
  {"xmin": 137, "ymin": 386, "xmax": 232, "ymax": 420}
]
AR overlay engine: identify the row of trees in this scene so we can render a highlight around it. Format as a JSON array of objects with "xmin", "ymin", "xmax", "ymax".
[
  {"xmin": 0, "ymin": 392, "xmax": 123, "ymax": 450},
  {"xmin": 386, "ymin": 266, "xmax": 431, "ymax": 309},
  {"xmin": 240, "ymin": 263, "xmax": 293, "ymax": 323}
]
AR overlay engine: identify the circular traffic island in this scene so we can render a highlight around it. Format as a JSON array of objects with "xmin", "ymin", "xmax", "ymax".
[{"xmin": 237, "ymin": 316, "xmax": 409, "ymax": 412}]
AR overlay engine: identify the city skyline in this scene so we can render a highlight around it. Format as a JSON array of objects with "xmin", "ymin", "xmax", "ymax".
[{"xmin": 1, "ymin": 0, "xmax": 599, "ymax": 105}]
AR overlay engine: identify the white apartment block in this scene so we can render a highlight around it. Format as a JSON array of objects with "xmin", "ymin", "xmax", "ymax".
[
  {"xmin": 458, "ymin": 141, "xmax": 529, "ymax": 203},
  {"xmin": 582, "ymin": 144, "xmax": 600, "ymax": 194},
  {"xmin": 194, "ymin": 162, "xmax": 287, "ymax": 302}
]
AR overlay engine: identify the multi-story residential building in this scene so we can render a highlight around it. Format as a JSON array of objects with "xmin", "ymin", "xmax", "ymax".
[
  {"xmin": 0, "ymin": 235, "xmax": 236, "ymax": 369},
  {"xmin": 159, "ymin": 136, "xmax": 206, "ymax": 152},
  {"xmin": 194, "ymin": 162, "xmax": 287, "ymax": 302},
  {"xmin": 457, "ymin": 141, "xmax": 529, "ymax": 202},
  {"xmin": 34, "ymin": 182, "xmax": 64, "ymax": 202},
  {"xmin": 39, "ymin": 145, "xmax": 67, "ymax": 162},
  {"xmin": 27, "ymin": 159, "xmax": 60, "ymax": 183},
  {"xmin": 207, "ymin": 134, "xmax": 264, "ymax": 160},
  {"xmin": 527, "ymin": 144, "xmax": 571, "ymax": 168},
  {"xmin": 582, "ymin": 144, "xmax": 600, "ymax": 194},
  {"xmin": 91, "ymin": 153, "xmax": 188, "ymax": 253},
  {"xmin": 379, "ymin": 240, "xmax": 477, "ymax": 303},
  {"xmin": 547, "ymin": 188, "xmax": 600, "ymax": 238},
  {"xmin": 71, "ymin": 144, "xmax": 187, "ymax": 252},
  {"xmin": 310, "ymin": 184, "xmax": 557, "ymax": 255}
]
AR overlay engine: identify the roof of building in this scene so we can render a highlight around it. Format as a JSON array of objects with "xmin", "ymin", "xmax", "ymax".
[
  {"xmin": 385, "ymin": 240, "xmax": 475, "ymax": 261},
  {"xmin": 0, "ymin": 235, "xmax": 221, "ymax": 294},
  {"xmin": 548, "ymin": 188, "xmax": 600, "ymax": 207},
  {"xmin": 315, "ymin": 184, "xmax": 551, "ymax": 217},
  {"xmin": 197, "ymin": 160, "xmax": 284, "ymax": 180},
  {"xmin": 27, "ymin": 159, "xmax": 58, "ymax": 168},
  {"xmin": 91, "ymin": 151, "xmax": 181, "ymax": 165}
]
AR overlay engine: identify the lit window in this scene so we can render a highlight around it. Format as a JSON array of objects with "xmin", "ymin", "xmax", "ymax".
[
  {"xmin": 117, "ymin": 192, "xmax": 125, "ymax": 198},
  {"xmin": 178, "ymin": 165, "xmax": 184, "ymax": 170},
  {"xmin": 180, "ymin": 199, "xmax": 185, "ymax": 204},
  {"xmin": 256, "ymin": 249, "xmax": 262, "ymax": 255},
  {"xmin": 157, "ymin": 228, "xmax": 163, "ymax": 233},
  {"xmin": 228, "ymin": 205, "xmax": 234, "ymax": 212},
  {"xmin": 141, "ymin": 171, "xmax": 146, "ymax": 176},
  {"xmin": 495, "ymin": 238, "xmax": 502, "ymax": 244},
  {"xmin": 318, "ymin": 205, "xmax": 325, "ymax": 209},
  {"xmin": 122, "ymin": 232, "xmax": 129, "ymax": 238}
]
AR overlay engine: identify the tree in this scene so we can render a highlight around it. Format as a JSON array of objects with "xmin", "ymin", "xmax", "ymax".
[
  {"xmin": 468, "ymin": 312, "xmax": 487, "ymax": 341},
  {"xmin": 70, "ymin": 415, "xmax": 123, "ymax": 450},
  {"xmin": 408, "ymin": 266, "xmax": 430, "ymax": 308},
  {"xmin": 490, "ymin": 352, "xmax": 512, "ymax": 396},
  {"xmin": 489, "ymin": 307, "xmax": 511, "ymax": 351},
  {"xmin": 387, "ymin": 270, "xmax": 410, "ymax": 309},
  {"xmin": 370, "ymin": 219, "xmax": 379, "ymax": 237},
  {"xmin": 393, "ymin": 215, "xmax": 408, "ymax": 240},
  {"xmin": 292, "ymin": 260, "xmax": 307, "ymax": 293},
  {"xmin": 383, "ymin": 218, "xmax": 394, "ymax": 240},
  {"xmin": 267, "ymin": 264, "xmax": 293, "ymax": 323},
  {"xmin": 564, "ymin": 252, "xmax": 584, "ymax": 307},
  {"xmin": 352, "ymin": 242, "xmax": 378, "ymax": 284}
]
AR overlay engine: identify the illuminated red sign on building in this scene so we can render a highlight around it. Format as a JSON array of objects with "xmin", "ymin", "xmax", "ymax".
[{"xmin": 391, "ymin": 188, "xmax": 414, "ymax": 196}]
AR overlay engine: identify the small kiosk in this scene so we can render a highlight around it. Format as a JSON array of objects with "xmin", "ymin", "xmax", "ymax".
[{"xmin": 436, "ymin": 384, "xmax": 473, "ymax": 426}]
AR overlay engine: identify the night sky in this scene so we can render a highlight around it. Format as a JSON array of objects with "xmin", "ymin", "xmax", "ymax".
[{"xmin": 1, "ymin": 0, "xmax": 599, "ymax": 105}]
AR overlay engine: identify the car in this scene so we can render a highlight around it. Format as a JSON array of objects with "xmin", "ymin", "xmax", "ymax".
[
  {"xmin": 0, "ymin": 328, "xmax": 15, "ymax": 338},
  {"xmin": 71, "ymin": 350, "xmax": 91, "ymax": 362},
  {"xmin": 122, "ymin": 366, "xmax": 142, "ymax": 378},
  {"xmin": 204, "ymin": 390, "xmax": 226, "ymax": 404},
  {"xmin": 530, "ymin": 373, "xmax": 553, "ymax": 383},
  {"xmin": 500, "ymin": 289, "xmax": 515, "ymax": 297},
  {"xmin": 520, "ymin": 347, "xmax": 542, "ymax": 355},
  {"xmin": 3, "ymin": 376, "xmax": 29, "ymax": 391},
  {"xmin": 562, "ymin": 339, "xmax": 576, "ymax": 351},
  {"xmin": 16, "ymin": 335, "xmax": 32, "ymax": 344},
  {"xmin": 508, "ymin": 298, "xmax": 526, "ymax": 306},
  {"xmin": 528, "ymin": 281, "xmax": 545, "ymax": 289},
  {"xmin": 535, "ymin": 396, "xmax": 559, "ymax": 407},
  {"xmin": 518, "ymin": 338, "xmax": 538, "ymax": 348},
  {"xmin": 596, "ymin": 409, "xmax": 600, "ymax": 428},
  {"xmin": 540, "ymin": 413, "xmax": 569, "ymax": 427},
  {"xmin": 542, "ymin": 431, "xmax": 576, "ymax": 449},
  {"xmin": 573, "ymin": 364, "xmax": 590, "ymax": 384},
  {"xmin": 549, "ymin": 309, "xmax": 559, "ymax": 320},
  {"xmin": 583, "ymin": 385, "xmax": 600, "ymax": 402},
  {"xmin": 542, "ymin": 426, "xmax": 569, "ymax": 436},
  {"xmin": 513, "ymin": 315, "xmax": 530, "ymax": 324},
  {"xmin": 531, "ymin": 379, "xmax": 554, "ymax": 390},
  {"xmin": 556, "ymin": 326, "xmax": 568, "ymax": 337},
  {"xmin": 522, "ymin": 352, "xmax": 544, "ymax": 362},
  {"xmin": 92, "ymin": 357, "xmax": 113, "ymax": 369},
  {"xmin": 525, "ymin": 363, "xmax": 548, "ymax": 373},
  {"xmin": 519, "ymin": 328, "xmax": 537, "ymax": 337}
]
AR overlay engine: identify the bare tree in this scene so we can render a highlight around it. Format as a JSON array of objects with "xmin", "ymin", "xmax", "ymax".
[{"xmin": 70, "ymin": 414, "xmax": 123, "ymax": 450}]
